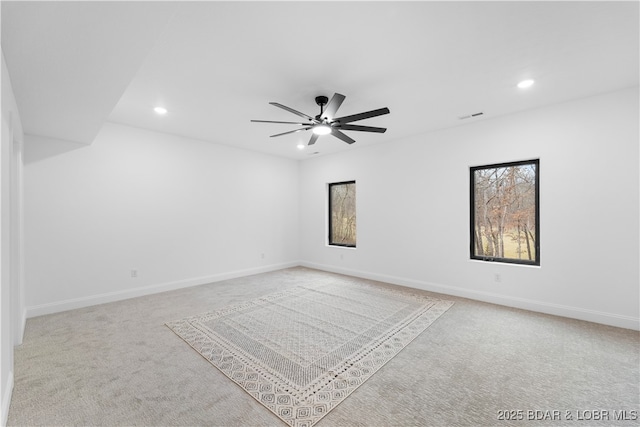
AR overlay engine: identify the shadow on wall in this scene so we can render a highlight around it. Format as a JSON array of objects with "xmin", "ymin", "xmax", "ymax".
[{"xmin": 23, "ymin": 134, "xmax": 89, "ymax": 164}]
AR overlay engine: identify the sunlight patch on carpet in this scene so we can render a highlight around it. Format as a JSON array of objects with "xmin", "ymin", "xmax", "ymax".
[{"xmin": 167, "ymin": 279, "xmax": 453, "ymax": 426}]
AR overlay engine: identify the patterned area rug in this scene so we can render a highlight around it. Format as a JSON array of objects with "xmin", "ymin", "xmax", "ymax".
[{"xmin": 167, "ymin": 278, "xmax": 453, "ymax": 426}]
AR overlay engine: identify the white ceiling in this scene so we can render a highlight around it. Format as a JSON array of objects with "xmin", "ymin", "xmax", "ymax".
[{"xmin": 2, "ymin": 1, "xmax": 638, "ymax": 160}]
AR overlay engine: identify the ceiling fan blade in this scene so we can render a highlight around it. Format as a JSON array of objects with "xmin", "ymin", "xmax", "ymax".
[
  {"xmin": 334, "ymin": 107, "xmax": 390, "ymax": 124},
  {"xmin": 321, "ymin": 93, "xmax": 346, "ymax": 120},
  {"xmin": 251, "ymin": 119, "xmax": 313, "ymax": 125},
  {"xmin": 270, "ymin": 127, "xmax": 312, "ymax": 138},
  {"xmin": 308, "ymin": 133, "xmax": 319, "ymax": 146},
  {"xmin": 339, "ymin": 124, "xmax": 387, "ymax": 133},
  {"xmin": 331, "ymin": 130, "xmax": 356, "ymax": 145},
  {"xmin": 269, "ymin": 102, "xmax": 315, "ymax": 121}
]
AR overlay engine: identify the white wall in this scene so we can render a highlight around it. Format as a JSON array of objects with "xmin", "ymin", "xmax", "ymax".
[
  {"xmin": 1, "ymin": 49, "xmax": 25, "ymax": 427},
  {"xmin": 24, "ymin": 123, "xmax": 299, "ymax": 316},
  {"xmin": 19, "ymin": 86, "xmax": 640, "ymax": 331},
  {"xmin": 299, "ymin": 87, "xmax": 639, "ymax": 330}
]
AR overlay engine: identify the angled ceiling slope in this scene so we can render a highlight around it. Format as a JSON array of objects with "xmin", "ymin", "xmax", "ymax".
[{"xmin": 1, "ymin": 1, "xmax": 178, "ymax": 144}]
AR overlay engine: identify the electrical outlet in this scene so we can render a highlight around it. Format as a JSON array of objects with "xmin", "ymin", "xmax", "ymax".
[
  {"xmin": 494, "ymin": 273, "xmax": 501, "ymax": 283},
  {"xmin": 261, "ymin": 253, "xmax": 265, "ymax": 259},
  {"xmin": 131, "ymin": 269, "xmax": 138, "ymax": 278}
]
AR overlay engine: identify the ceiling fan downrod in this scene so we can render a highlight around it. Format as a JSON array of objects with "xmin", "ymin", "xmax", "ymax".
[{"xmin": 315, "ymin": 95, "xmax": 329, "ymax": 119}]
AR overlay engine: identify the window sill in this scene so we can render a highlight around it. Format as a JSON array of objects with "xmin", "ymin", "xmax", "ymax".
[
  {"xmin": 469, "ymin": 259, "xmax": 541, "ymax": 268},
  {"xmin": 327, "ymin": 244, "xmax": 357, "ymax": 250}
]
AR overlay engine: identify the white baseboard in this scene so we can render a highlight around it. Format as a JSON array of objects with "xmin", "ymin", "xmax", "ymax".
[
  {"xmin": 26, "ymin": 261, "xmax": 300, "ymax": 318},
  {"xmin": 15, "ymin": 308, "xmax": 26, "ymax": 346},
  {"xmin": 301, "ymin": 261, "xmax": 640, "ymax": 331},
  {"xmin": 24, "ymin": 260, "xmax": 639, "ymax": 330},
  {"xmin": 1, "ymin": 371, "xmax": 13, "ymax": 427}
]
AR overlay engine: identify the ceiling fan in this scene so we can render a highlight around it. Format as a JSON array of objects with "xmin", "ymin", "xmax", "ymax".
[{"xmin": 251, "ymin": 93, "xmax": 390, "ymax": 146}]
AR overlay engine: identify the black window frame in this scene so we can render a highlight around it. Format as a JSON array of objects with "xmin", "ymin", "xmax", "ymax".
[
  {"xmin": 328, "ymin": 180, "xmax": 356, "ymax": 248},
  {"xmin": 470, "ymin": 159, "xmax": 540, "ymax": 266}
]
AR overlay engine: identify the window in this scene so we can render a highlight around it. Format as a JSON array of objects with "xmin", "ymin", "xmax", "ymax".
[
  {"xmin": 470, "ymin": 159, "xmax": 539, "ymax": 265},
  {"xmin": 328, "ymin": 181, "xmax": 356, "ymax": 247}
]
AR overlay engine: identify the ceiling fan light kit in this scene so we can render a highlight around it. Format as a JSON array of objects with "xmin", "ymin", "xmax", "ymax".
[
  {"xmin": 251, "ymin": 93, "xmax": 390, "ymax": 146},
  {"xmin": 312, "ymin": 124, "xmax": 332, "ymax": 135}
]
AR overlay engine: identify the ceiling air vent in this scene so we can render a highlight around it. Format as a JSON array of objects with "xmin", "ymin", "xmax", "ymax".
[{"xmin": 459, "ymin": 112, "xmax": 484, "ymax": 120}]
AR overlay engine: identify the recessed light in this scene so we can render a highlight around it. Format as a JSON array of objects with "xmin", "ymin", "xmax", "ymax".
[
  {"xmin": 154, "ymin": 106, "xmax": 168, "ymax": 115},
  {"xmin": 517, "ymin": 79, "xmax": 535, "ymax": 89},
  {"xmin": 297, "ymin": 144, "xmax": 305, "ymax": 150}
]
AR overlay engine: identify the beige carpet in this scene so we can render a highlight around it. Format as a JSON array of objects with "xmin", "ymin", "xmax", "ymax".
[
  {"xmin": 167, "ymin": 279, "xmax": 453, "ymax": 426},
  {"xmin": 7, "ymin": 267, "xmax": 640, "ymax": 426}
]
